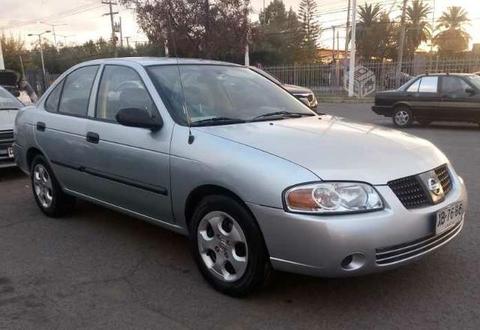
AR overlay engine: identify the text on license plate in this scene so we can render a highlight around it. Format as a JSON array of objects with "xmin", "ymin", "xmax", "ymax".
[{"xmin": 435, "ymin": 202, "xmax": 464, "ymax": 235}]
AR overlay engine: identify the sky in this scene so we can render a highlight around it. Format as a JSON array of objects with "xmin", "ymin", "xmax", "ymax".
[{"xmin": 0, "ymin": 0, "xmax": 479, "ymax": 50}]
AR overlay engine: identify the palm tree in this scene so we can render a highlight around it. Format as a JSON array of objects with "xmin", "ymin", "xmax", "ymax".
[
  {"xmin": 405, "ymin": 0, "xmax": 431, "ymax": 59},
  {"xmin": 434, "ymin": 6, "xmax": 470, "ymax": 56},
  {"xmin": 355, "ymin": 3, "xmax": 394, "ymax": 60}
]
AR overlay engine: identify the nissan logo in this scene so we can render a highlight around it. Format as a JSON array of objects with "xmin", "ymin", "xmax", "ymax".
[{"xmin": 428, "ymin": 177, "xmax": 443, "ymax": 196}]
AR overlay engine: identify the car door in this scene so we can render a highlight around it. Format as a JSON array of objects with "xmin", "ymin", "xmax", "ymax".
[
  {"xmin": 438, "ymin": 76, "xmax": 479, "ymax": 121},
  {"xmin": 34, "ymin": 65, "xmax": 100, "ymax": 194},
  {"xmin": 407, "ymin": 76, "xmax": 440, "ymax": 119},
  {"xmin": 84, "ymin": 64, "xmax": 174, "ymax": 223}
]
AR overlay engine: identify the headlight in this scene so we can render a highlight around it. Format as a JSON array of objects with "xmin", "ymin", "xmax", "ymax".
[{"xmin": 284, "ymin": 182, "xmax": 383, "ymax": 214}]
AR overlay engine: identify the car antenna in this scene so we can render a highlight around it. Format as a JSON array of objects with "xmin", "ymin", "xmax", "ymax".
[{"xmin": 166, "ymin": 2, "xmax": 194, "ymax": 144}]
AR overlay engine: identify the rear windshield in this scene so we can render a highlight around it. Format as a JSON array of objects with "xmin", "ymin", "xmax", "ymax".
[{"xmin": 0, "ymin": 87, "xmax": 22, "ymax": 110}]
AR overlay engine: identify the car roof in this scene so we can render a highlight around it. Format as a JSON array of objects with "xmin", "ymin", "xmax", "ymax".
[
  {"xmin": 417, "ymin": 73, "xmax": 475, "ymax": 78},
  {"xmin": 78, "ymin": 57, "xmax": 242, "ymax": 67}
]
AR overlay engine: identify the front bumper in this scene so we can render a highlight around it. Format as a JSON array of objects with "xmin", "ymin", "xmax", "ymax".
[
  {"xmin": 248, "ymin": 172, "xmax": 467, "ymax": 277},
  {"xmin": 0, "ymin": 145, "xmax": 16, "ymax": 168}
]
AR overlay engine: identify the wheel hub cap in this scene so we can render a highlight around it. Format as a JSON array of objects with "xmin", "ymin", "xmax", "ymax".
[
  {"xmin": 395, "ymin": 110, "xmax": 409, "ymax": 125},
  {"xmin": 197, "ymin": 211, "xmax": 248, "ymax": 282}
]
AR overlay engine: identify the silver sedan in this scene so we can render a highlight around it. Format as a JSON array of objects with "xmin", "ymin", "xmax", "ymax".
[{"xmin": 14, "ymin": 58, "xmax": 467, "ymax": 296}]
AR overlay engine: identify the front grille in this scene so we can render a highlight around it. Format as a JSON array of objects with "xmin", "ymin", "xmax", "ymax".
[
  {"xmin": 435, "ymin": 164, "xmax": 452, "ymax": 195},
  {"xmin": 388, "ymin": 175, "xmax": 430, "ymax": 209},
  {"xmin": 376, "ymin": 220, "xmax": 463, "ymax": 265},
  {"xmin": 0, "ymin": 130, "xmax": 14, "ymax": 142},
  {"xmin": 388, "ymin": 164, "xmax": 453, "ymax": 209}
]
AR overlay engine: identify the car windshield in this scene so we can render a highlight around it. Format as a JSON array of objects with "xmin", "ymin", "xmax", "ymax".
[
  {"xmin": 468, "ymin": 75, "xmax": 480, "ymax": 90},
  {"xmin": 147, "ymin": 65, "xmax": 313, "ymax": 125},
  {"xmin": 0, "ymin": 87, "xmax": 23, "ymax": 110}
]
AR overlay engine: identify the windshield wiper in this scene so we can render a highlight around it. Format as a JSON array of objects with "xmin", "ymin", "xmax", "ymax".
[
  {"xmin": 250, "ymin": 111, "xmax": 314, "ymax": 122},
  {"xmin": 190, "ymin": 117, "xmax": 246, "ymax": 127}
]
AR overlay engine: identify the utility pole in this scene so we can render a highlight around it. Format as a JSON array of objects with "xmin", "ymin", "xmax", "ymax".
[
  {"xmin": 332, "ymin": 26, "xmax": 336, "ymax": 62},
  {"xmin": 102, "ymin": 1, "xmax": 119, "ymax": 57},
  {"xmin": 118, "ymin": 17, "xmax": 123, "ymax": 48},
  {"xmin": 396, "ymin": 0, "xmax": 408, "ymax": 87},
  {"xmin": 125, "ymin": 36, "xmax": 131, "ymax": 48},
  {"xmin": 0, "ymin": 40, "xmax": 4, "ymax": 70},
  {"xmin": 40, "ymin": 22, "xmax": 67, "ymax": 48},
  {"xmin": 348, "ymin": 0, "xmax": 357, "ymax": 97},
  {"xmin": 344, "ymin": 0, "xmax": 351, "ymax": 53},
  {"xmin": 27, "ymin": 30, "xmax": 50, "ymax": 92}
]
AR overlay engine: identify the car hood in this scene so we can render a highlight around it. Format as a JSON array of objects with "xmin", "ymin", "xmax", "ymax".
[
  {"xmin": 196, "ymin": 115, "xmax": 448, "ymax": 185},
  {"xmin": 0, "ymin": 110, "xmax": 17, "ymax": 131},
  {"xmin": 283, "ymin": 84, "xmax": 312, "ymax": 95}
]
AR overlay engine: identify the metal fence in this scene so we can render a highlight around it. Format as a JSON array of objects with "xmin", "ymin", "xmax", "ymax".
[{"xmin": 265, "ymin": 57, "xmax": 480, "ymax": 98}]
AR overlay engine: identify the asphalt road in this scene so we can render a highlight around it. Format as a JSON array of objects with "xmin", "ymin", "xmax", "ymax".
[{"xmin": 1, "ymin": 103, "xmax": 479, "ymax": 329}]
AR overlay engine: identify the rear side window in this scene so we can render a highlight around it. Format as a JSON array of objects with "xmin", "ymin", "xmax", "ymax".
[
  {"xmin": 44, "ymin": 80, "xmax": 64, "ymax": 112},
  {"xmin": 96, "ymin": 65, "xmax": 157, "ymax": 122},
  {"xmin": 418, "ymin": 77, "xmax": 438, "ymax": 93},
  {"xmin": 441, "ymin": 76, "xmax": 470, "ymax": 96},
  {"xmin": 58, "ymin": 66, "xmax": 99, "ymax": 117}
]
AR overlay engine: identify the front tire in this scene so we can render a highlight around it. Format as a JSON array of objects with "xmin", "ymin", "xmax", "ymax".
[
  {"xmin": 392, "ymin": 105, "xmax": 413, "ymax": 127},
  {"xmin": 189, "ymin": 195, "xmax": 270, "ymax": 297},
  {"xmin": 31, "ymin": 155, "xmax": 75, "ymax": 217}
]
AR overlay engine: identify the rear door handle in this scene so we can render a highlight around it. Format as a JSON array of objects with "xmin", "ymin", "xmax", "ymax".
[
  {"xmin": 36, "ymin": 122, "xmax": 46, "ymax": 132},
  {"xmin": 86, "ymin": 132, "xmax": 100, "ymax": 144}
]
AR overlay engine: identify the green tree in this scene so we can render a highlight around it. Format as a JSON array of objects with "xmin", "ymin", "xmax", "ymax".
[
  {"xmin": 297, "ymin": 0, "xmax": 320, "ymax": 63},
  {"xmin": 404, "ymin": 0, "xmax": 431, "ymax": 59},
  {"xmin": 121, "ymin": 0, "xmax": 250, "ymax": 62},
  {"xmin": 433, "ymin": 6, "xmax": 470, "ymax": 56},
  {"xmin": 251, "ymin": 0, "xmax": 302, "ymax": 65},
  {"xmin": 0, "ymin": 34, "xmax": 29, "ymax": 73}
]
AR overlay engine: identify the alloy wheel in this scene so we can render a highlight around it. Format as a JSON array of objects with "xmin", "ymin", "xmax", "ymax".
[
  {"xmin": 33, "ymin": 164, "xmax": 53, "ymax": 209},
  {"xmin": 394, "ymin": 110, "xmax": 410, "ymax": 126},
  {"xmin": 197, "ymin": 211, "xmax": 248, "ymax": 282}
]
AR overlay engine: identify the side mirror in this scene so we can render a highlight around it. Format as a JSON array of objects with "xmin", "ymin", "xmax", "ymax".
[
  {"xmin": 465, "ymin": 87, "xmax": 476, "ymax": 95},
  {"xmin": 116, "ymin": 108, "xmax": 163, "ymax": 131}
]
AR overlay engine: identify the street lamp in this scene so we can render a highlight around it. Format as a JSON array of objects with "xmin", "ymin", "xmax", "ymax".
[{"xmin": 27, "ymin": 30, "xmax": 51, "ymax": 92}]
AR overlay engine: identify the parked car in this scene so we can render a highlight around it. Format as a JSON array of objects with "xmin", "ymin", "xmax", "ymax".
[
  {"xmin": 0, "ymin": 69, "xmax": 38, "ymax": 104},
  {"xmin": 373, "ymin": 73, "xmax": 480, "ymax": 127},
  {"xmin": 249, "ymin": 66, "xmax": 318, "ymax": 109},
  {"xmin": 0, "ymin": 86, "xmax": 23, "ymax": 168},
  {"xmin": 14, "ymin": 58, "xmax": 467, "ymax": 296}
]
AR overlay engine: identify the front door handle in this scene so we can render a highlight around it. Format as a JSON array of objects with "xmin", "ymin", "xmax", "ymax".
[
  {"xmin": 36, "ymin": 122, "xmax": 46, "ymax": 132},
  {"xmin": 86, "ymin": 132, "xmax": 100, "ymax": 144}
]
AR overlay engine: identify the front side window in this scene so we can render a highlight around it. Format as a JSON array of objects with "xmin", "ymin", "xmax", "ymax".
[
  {"xmin": 418, "ymin": 76, "xmax": 438, "ymax": 93},
  {"xmin": 147, "ymin": 65, "xmax": 312, "ymax": 125},
  {"xmin": 96, "ymin": 65, "xmax": 157, "ymax": 122},
  {"xmin": 406, "ymin": 79, "xmax": 421, "ymax": 92},
  {"xmin": 58, "ymin": 66, "xmax": 99, "ymax": 117},
  {"xmin": 44, "ymin": 80, "xmax": 64, "ymax": 112}
]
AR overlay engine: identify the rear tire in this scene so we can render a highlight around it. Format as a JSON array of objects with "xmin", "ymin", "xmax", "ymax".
[
  {"xmin": 392, "ymin": 105, "xmax": 413, "ymax": 127},
  {"xmin": 189, "ymin": 195, "xmax": 270, "ymax": 297},
  {"xmin": 31, "ymin": 155, "xmax": 75, "ymax": 217}
]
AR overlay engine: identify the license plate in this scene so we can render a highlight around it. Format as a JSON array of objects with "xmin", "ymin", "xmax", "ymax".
[
  {"xmin": 7, "ymin": 147, "xmax": 14, "ymax": 158},
  {"xmin": 435, "ymin": 202, "xmax": 464, "ymax": 235}
]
